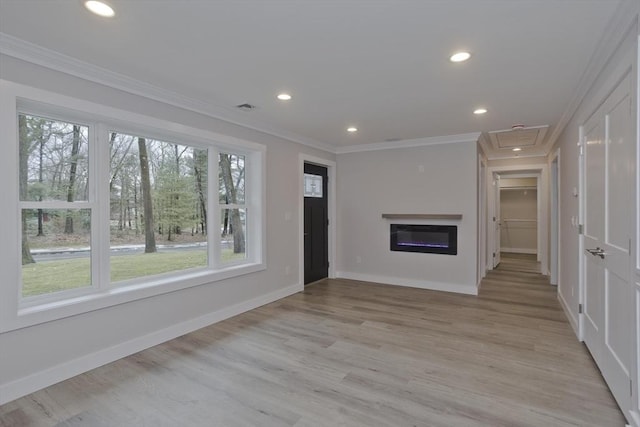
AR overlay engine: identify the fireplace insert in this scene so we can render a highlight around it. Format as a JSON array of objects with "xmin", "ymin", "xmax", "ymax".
[{"xmin": 390, "ymin": 224, "xmax": 457, "ymax": 255}]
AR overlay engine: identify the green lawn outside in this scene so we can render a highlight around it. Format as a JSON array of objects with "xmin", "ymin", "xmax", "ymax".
[{"xmin": 22, "ymin": 249, "xmax": 245, "ymax": 297}]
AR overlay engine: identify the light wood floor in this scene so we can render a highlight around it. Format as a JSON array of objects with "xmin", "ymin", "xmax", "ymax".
[
  {"xmin": 1, "ymin": 258, "xmax": 626, "ymax": 426},
  {"xmin": 499, "ymin": 252, "xmax": 541, "ymax": 274}
]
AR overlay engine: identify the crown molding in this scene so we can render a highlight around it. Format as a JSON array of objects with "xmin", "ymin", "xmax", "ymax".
[
  {"xmin": 485, "ymin": 152, "xmax": 549, "ymax": 161},
  {"xmin": 545, "ymin": 0, "xmax": 639, "ymax": 152},
  {"xmin": 335, "ymin": 132, "xmax": 481, "ymax": 154},
  {"xmin": 0, "ymin": 33, "xmax": 337, "ymax": 154}
]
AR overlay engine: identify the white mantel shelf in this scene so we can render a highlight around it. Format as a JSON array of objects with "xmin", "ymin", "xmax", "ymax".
[{"xmin": 381, "ymin": 214, "xmax": 463, "ymax": 220}]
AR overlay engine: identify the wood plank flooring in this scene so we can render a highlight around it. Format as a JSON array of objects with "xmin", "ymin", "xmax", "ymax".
[
  {"xmin": 499, "ymin": 252, "xmax": 541, "ymax": 274},
  {"xmin": 0, "ymin": 258, "xmax": 626, "ymax": 426}
]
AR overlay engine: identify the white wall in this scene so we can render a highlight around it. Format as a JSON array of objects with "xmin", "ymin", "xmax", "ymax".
[
  {"xmin": 336, "ymin": 140, "xmax": 479, "ymax": 295},
  {"xmin": 0, "ymin": 55, "xmax": 336, "ymax": 403}
]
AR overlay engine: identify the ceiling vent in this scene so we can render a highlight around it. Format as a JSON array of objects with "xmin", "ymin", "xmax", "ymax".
[
  {"xmin": 488, "ymin": 125, "xmax": 549, "ymax": 150},
  {"xmin": 236, "ymin": 103, "xmax": 257, "ymax": 111}
]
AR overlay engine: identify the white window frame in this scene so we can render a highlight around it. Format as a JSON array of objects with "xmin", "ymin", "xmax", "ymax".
[{"xmin": 0, "ymin": 80, "xmax": 266, "ymax": 333}]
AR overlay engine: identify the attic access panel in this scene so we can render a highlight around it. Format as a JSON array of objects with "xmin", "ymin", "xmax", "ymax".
[{"xmin": 488, "ymin": 125, "xmax": 549, "ymax": 151}]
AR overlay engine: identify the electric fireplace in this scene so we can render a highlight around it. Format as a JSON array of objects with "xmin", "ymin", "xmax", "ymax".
[{"xmin": 390, "ymin": 224, "xmax": 457, "ymax": 255}]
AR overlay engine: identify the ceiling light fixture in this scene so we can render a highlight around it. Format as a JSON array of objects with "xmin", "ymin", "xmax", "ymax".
[
  {"xmin": 84, "ymin": 1, "xmax": 115, "ymax": 17},
  {"xmin": 473, "ymin": 108, "xmax": 487, "ymax": 115},
  {"xmin": 347, "ymin": 127, "xmax": 358, "ymax": 133},
  {"xmin": 450, "ymin": 51, "xmax": 471, "ymax": 63},
  {"xmin": 512, "ymin": 147, "xmax": 522, "ymax": 152},
  {"xmin": 277, "ymin": 93, "xmax": 292, "ymax": 101}
]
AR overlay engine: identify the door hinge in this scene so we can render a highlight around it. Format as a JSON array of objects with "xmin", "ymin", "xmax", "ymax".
[
  {"xmin": 578, "ymin": 304, "xmax": 583, "ymax": 314},
  {"xmin": 492, "ymin": 252, "xmax": 495, "ymax": 258},
  {"xmin": 578, "ymin": 224, "xmax": 583, "ymax": 235},
  {"xmin": 631, "ymin": 379, "xmax": 634, "ymax": 396},
  {"xmin": 493, "ymin": 216, "xmax": 496, "ymax": 222}
]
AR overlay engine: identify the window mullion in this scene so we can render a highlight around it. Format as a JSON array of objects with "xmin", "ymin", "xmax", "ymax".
[
  {"xmin": 210, "ymin": 148, "xmax": 220, "ymax": 268},
  {"xmin": 94, "ymin": 123, "xmax": 110, "ymax": 290}
]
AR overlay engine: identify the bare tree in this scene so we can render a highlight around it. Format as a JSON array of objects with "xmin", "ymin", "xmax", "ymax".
[
  {"xmin": 64, "ymin": 125, "xmax": 81, "ymax": 233},
  {"xmin": 19, "ymin": 115, "xmax": 35, "ymax": 265},
  {"xmin": 193, "ymin": 148, "xmax": 207, "ymax": 235},
  {"xmin": 138, "ymin": 137, "xmax": 156, "ymax": 253},
  {"xmin": 219, "ymin": 154, "xmax": 245, "ymax": 253}
]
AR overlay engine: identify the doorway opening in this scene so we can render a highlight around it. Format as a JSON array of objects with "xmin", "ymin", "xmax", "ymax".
[
  {"xmin": 499, "ymin": 175, "xmax": 539, "ymax": 273},
  {"xmin": 487, "ymin": 165, "xmax": 548, "ymax": 276}
]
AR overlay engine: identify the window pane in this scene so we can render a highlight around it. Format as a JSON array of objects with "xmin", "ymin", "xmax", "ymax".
[
  {"xmin": 21, "ymin": 209, "xmax": 91, "ymax": 297},
  {"xmin": 109, "ymin": 133, "xmax": 208, "ymax": 283},
  {"xmin": 219, "ymin": 153, "xmax": 245, "ymax": 204},
  {"xmin": 19, "ymin": 114, "xmax": 89, "ymax": 202},
  {"xmin": 304, "ymin": 173, "xmax": 323, "ymax": 198},
  {"xmin": 221, "ymin": 208, "xmax": 246, "ymax": 263}
]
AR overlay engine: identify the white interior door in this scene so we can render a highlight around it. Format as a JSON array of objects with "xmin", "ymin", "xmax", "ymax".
[
  {"xmin": 582, "ymin": 72, "xmax": 633, "ymax": 417},
  {"xmin": 494, "ymin": 174, "xmax": 501, "ymax": 267}
]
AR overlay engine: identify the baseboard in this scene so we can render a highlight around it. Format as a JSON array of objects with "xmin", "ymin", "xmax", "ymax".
[
  {"xmin": 335, "ymin": 271, "xmax": 478, "ymax": 296},
  {"xmin": 557, "ymin": 289, "xmax": 579, "ymax": 339},
  {"xmin": 0, "ymin": 283, "xmax": 301, "ymax": 405},
  {"xmin": 500, "ymin": 248, "xmax": 537, "ymax": 254}
]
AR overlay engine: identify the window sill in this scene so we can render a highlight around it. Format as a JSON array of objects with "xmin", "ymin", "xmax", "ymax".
[{"xmin": 2, "ymin": 262, "xmax": 265, "ymax": 333}]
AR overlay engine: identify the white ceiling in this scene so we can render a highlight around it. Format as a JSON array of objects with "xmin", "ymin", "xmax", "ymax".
[{"xmin": 0, "ymin": 0, "xmax": 621, "ymax": 158}]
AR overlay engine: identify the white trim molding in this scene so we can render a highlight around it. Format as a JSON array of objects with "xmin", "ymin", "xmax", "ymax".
[
  {"xmin": 336, "ymin": 272, "xmax": 478, "ymax": 296},
  {"xmin": 0, "ymin": 32, "xmax": 336, "ymax": 154},
  {"xmin": 558, "ymin": 290, "xmax": 579, "ymax": 338},
  {"xmin": 487, "ymin": 164, "xmax": 550, "ymax": 276},
  {"xmin": 0, "ymin": 283, "xmax": 300, "ymax": 405},
  {"xmin": 546, "ymin": 0, "xmax": 640, "ymax": 153},
  {"xmin": 336, "ymin": 132, "xmax": 480, "ymax": 154}
]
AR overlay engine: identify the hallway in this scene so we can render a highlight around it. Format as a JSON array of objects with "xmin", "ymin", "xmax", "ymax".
[{"xmin": 497, "ymin": 252, "xmax": 541, "ymax": 274}]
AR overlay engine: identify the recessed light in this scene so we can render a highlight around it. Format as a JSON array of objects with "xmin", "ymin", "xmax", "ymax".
[
  {"xmin": 450, "ymin": 51, "xmax": 471, "ymax": 62},
  {"xmin": 84, "ymin": 1, "xmax": 115, "ymax": 17},
  {"xmin": 512, "ymin": 147, "xmax": 522, "ymax": 152},
  {"xmin": 347, "ymin": 127, "xmax": 358, "ymax": 133},
  {"xmin": 473, "ymin": 108, "xmax": 487, "ymax": 115},
  {"xmin": 277, "ymin": 93, "xmax": 292, "ymax": 101}
]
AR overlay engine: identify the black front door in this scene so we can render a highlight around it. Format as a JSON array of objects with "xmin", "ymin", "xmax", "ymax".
[{"xmin": 304, "ymin": 163, "xmax": 328, "ymax": 284}]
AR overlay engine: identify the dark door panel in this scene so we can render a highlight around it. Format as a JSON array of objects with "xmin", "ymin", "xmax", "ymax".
[{"xmin": 304, "ymin": 163, "xmax": 328, "ymax": 284}]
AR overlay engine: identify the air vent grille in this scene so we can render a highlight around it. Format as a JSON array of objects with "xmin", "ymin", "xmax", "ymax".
[{"xmin": 236, "ymin": 103, "xmax": 257, "ymax": 111}]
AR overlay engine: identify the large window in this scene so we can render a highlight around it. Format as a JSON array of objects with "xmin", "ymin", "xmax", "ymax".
[
  {"xmin": 2, "ymin": 84, "xmax": 265, "ymax": 330},
  {"xmin": 19, "ymin": 114, "xmax": 92, "ymax": 298},
  {"xmin": 109, "ymin": 132, "xmax": 209, "ymax": 283}
]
